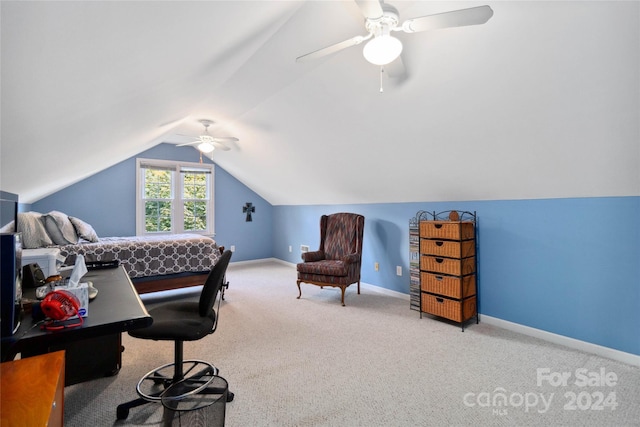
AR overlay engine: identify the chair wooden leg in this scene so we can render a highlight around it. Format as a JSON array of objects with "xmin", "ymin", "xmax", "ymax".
[
  {"xmin": 357, "ymin": 280, "xmax": 360, "ymax": 295},
  {"xmin": 296, "ymin": 280, "xmax": 302, "ymax": 299},
  {"xmin": 340, "ymin": 286, "xmax": 346, "ymax": 306}
]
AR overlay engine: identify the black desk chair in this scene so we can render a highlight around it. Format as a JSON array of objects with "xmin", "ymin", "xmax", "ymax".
[
  {"xmin": 218, "ymin": 246, "xmax": 230, "ymax": 300},
  {"xmin": 116, "ymin": 250, "xmax": 233, "ymax": 420}
]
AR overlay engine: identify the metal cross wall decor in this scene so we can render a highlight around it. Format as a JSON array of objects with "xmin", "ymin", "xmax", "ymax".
[{"xmin": 243, "ymin": 202, "xmax": 255, "ymax": 222}]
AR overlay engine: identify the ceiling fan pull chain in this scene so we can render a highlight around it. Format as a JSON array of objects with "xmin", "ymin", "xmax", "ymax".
[{"xmin": 379, "ymin": 66, "xmax": 385, "ymax": 93}]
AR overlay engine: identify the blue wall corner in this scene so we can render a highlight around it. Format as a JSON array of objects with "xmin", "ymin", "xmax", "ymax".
[
  {"xmin": 30, "ymin": 143, "xmax": 273, "ymax": 262},
  {"xmin": 213, "ymin": 166, "xmax": 272, "ymax": 261},
  {"xmin": 27, "ymin": 149, "xmax": 640, "ymax": 356},
  {"xmin": 273, "ymin": 197, "xmax": 640, "ymax": 356}
]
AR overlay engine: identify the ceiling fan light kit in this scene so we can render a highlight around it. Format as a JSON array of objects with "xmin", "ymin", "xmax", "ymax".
[
  {"xmin": 363, "ymin": 34, "xmax": 402, "ymax": 65},
  {"xmin": 197, "ymin": 142, "xmax": 215, "ymax": 153},
  {"xmin": 296, "ymin": 1, "xmax": 494, "ymax": 84},
  {"xmin": 176, "ymin": 119, "xmax": 238, "ymax": 158}
]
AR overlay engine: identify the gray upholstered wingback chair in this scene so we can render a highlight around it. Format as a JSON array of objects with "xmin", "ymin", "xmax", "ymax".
[{"xmin": 296, "ymin": 213, "xmax": 365, "ymax": 306}]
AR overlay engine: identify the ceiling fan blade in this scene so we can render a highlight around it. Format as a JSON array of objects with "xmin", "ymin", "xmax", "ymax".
[
  {"xmin": 211, "ymin": 137, "xmax": 239, "ymax": 143},
  {"xmin": 176, "ymin": 141, "xmax": 199, "ymax": 147},
  {"xmin": 212, "ymin": 137, "xmax": 236, "ymax": 151},
  {"xmin": 354, "ymin": 0, "xmax": 383, "ymax": 19},
  {"xmin": 296, "ymin": 34, "xmax": 369, "ymax": 63},
  {"xmin": 400, "ymin": 5, "xmax": 493, "ymax": 33}
]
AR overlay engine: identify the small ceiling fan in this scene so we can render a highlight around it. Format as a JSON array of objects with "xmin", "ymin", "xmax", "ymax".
[
  {"xmin": 176, "ymin": 119, "xmax": 239, "ymax": 155},
  {"xmin": 296, "ymin": 0, "xmax": 493, "ymax": 71}
]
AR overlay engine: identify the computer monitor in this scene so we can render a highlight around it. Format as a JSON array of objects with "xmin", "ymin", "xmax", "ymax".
[
  {"xmin": 1, "ymin": 191, "xmax": 22, "ymax": 337},
  {"xmin": 0, "ymin": 190, "xmax": 18, "ymax": 231}
]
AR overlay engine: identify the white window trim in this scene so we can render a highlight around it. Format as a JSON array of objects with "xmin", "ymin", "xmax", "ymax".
[{"xmin": 136, "ymin": 158, "xmax": 215, "ymax": 236}]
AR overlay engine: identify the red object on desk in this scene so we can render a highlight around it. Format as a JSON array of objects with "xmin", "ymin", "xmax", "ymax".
[{"xmin": 1, "ymin": 266, "xmax": 152, "ymax": 385}]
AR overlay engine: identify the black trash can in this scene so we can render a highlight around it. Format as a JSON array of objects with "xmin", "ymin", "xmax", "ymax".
[{"xmin": 161, "ymin": 375, "xmax": 228, "ymax": 427}]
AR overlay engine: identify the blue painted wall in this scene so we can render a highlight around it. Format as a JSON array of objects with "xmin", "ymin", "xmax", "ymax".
[
  {"xmin": 30, "ymin": 144, "xmax": 272, "ymax": 262},
  {"xmin": 213, "ymin": 165, "xmax": 272, "ymax": 261},
  {"xmin": 273, "ymin": 197, "xmax": 640, "ymax": 356},
  {"xmin": 28, "ymin": 149, "xmax": 640, "ymax": 356}
]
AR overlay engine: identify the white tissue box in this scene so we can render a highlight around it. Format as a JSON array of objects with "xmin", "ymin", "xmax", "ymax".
[{"xmin": 54, "ymin": 282, "xmax": 89, "ymax": 318}]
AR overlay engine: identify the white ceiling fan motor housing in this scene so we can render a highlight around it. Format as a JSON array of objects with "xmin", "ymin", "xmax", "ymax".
[{"xmin": 364, "ymin": 5, "xmax": 399, "ymax": 37}]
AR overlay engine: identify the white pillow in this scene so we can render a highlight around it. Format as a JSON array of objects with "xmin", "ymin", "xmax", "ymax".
[
  {"xmin": 43, "ymin": 211, "xmax": 79, "ymax": 245},
  {"xmin": 69, "ymin": 216, "xmax": 99, "ymax": 242},
  {"xmin": 17, "ymin": 212, "xmax": 54, "ymax": 249}
]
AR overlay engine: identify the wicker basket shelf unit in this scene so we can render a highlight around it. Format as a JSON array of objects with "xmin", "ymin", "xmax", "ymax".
[{"xmin": 411, "ymin": 210, "xmax": 478, "ymax": 331}]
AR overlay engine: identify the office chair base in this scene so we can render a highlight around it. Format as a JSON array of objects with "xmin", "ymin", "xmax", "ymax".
[
  {"xmin": 117, "ymin": 360, "xmax": 233, "ymax": 420},
  {"xmin": 116, "ymin": 387, "xmax": 234, "ymax": 420},
  {"xmin": 137, "ymin": 359, "xmax": 218, "ymax": 402},
  {"xmin": 117, "ymin": 397, "xmax": 147, "ymax": 420}
]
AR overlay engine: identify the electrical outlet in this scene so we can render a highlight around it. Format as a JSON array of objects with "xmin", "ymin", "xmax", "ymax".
[
  {"xmin": 374, "ymin": 262, "xmax": 379, "ymax": 271},
  {"xmin": 396, "ymin": 266, "xmax": 402, "ymax": 276},
  {"xmin": 301, "ymin": 245, "xmax": 309, "ymax": 252},
  {"xmin": 288, "ymin": 245, "xmax": 292, "ymax": 253},
  {"xmin": 230, "ymin": 245, "xmax": 236, "ymax": 252}
]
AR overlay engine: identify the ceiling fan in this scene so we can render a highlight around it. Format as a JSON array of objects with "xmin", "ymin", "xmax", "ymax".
[
  {"xmin": 176, "ymin": 119, "xmax": 238, "ymax": 156},
  {"xmin": 296, "ymin": 1, "xmax": 493, "ymax": 70}
]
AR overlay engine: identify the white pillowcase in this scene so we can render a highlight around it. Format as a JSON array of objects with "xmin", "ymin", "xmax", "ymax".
[
  {"xmin": 69, "ymin": 216, "xmax": 99, "ymax": 242},
  {"xmin": 42, "ymin": 211, "xmax": 79, "ymax": 245},
  {"xmin": 17, "ymin": 212, "xmax": 54, "ymax": 249}
]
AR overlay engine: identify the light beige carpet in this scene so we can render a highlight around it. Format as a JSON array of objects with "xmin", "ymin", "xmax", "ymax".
[{"xmin": 64, "ymin": 261, "xmax": 640, "ymax": 426}]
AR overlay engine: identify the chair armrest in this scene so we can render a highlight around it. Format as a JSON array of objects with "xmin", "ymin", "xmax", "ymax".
[
  {"xmin": 301, "ymin": 250, "xmax": 324, "ymax": 262},
  {"xmin": 342, "ymin": 253, "xmax": 360, "ymax": 265}
]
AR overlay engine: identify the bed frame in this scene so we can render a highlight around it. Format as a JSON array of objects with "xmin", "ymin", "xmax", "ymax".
[
  {"xmin": 132, "ymin": 272, "xmax": 209, "ymax": 294},
  {"xmin": 130, "ymin": 246, "xmax": 229, "ymax": 296}
]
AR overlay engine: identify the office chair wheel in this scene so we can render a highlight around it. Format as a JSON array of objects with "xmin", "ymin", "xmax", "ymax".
[
  {"xmin": 227, "ymin": 391, "xmax": 234, "ymax": 402},
  {"xmin": 116, "ymin": 406, "xmax": 129, "ymax": 420},
  {"xmin": 137, "ymin": 360, "xmax": 217, "ymax": 402}
]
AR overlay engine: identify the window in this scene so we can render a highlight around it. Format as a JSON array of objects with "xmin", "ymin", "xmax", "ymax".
[{"xmin": 136, "ymin": 159, "xmax": 214, "ymax": 235}]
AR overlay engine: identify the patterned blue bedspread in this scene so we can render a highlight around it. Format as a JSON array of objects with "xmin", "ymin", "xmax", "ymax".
[{"xmin": 58, "ymin": 234, "xmax": 220, "ymax": 278}]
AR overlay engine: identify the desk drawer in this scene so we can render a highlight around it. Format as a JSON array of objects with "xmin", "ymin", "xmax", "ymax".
[{"xmin": 22, "ymin": 333, "xmax": 122, "ymax": 386}]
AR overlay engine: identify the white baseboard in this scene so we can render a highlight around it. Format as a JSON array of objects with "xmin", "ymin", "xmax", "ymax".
[
  {"xmin": 228, "ymin": 257, "xmax": 283, "ymax": 267},
  {"xmin": 266, "ymin": 259, "xmax": 411, "ymax": 300},
  {"xmin": 361, "ymin": 285, "xmax": 640, "ymax": 366},
  {"xmin": 481, "ymin": 315, "xmax": 640, "ymax": 367},
  {"xmin": 236, "ymin": 259, "xmax": 640, "ymax": 367},
  {"xmin": 361, "ymin": 282, "xmax": 410, "ymax": 300},
  {"xmin": 268, "ymin": 258, "xmax": 295, "ymax": 267}
]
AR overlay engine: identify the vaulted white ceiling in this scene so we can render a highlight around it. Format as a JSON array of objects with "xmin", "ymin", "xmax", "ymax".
[{"xmin": 1, "ymin": 1, "xmax": 638, "ymax": 205}]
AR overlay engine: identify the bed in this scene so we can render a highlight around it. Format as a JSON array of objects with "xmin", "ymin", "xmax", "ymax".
[
  {"xmin": 12, "ymin": 211, "xmax": 222, "ymax": 294},
  {"xmin": 59, "ymin": 234, "xmax": 221, "ymax": 294}
]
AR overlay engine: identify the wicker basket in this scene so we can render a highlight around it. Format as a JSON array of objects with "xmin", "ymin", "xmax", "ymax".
[
  {"xmin": 420, "ymin": 239, "xmax": 475, "ymax": 258},
  {"xmin": 421, "ymin": 272, "xmax": 476, "ymax": 299},
  {"xmin": 420, "ymin": 256, "xmax": 475, "ymax": 276},
  {"xmin": 419, "ymin": 221, "xmax": 474, "ymax": 240},
  {"xmin": 421, "ymin": 294, "xmax": 477, "ymax": 323}
]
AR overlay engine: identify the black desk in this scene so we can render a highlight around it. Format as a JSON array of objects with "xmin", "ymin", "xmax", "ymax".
[{"xmin": 1, "ymin": 266, "xmax": 152, "ymax": 384}]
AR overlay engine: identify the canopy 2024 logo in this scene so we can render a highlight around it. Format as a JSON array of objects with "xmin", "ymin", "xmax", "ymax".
[{"xmin": 463, "ymin": 367, "xmax": 618, "ymax": 416}]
